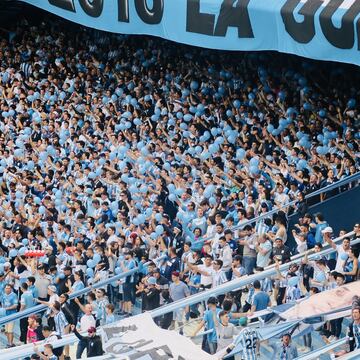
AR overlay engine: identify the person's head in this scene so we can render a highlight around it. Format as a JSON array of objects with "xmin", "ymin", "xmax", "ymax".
[
  {"xmin": 232, "ymin": 255, "xmax": 242, "ymax": 267},
  {"xmin": 59, "ymin": 293, "xmax": 69, "ymax": 304},
  {"xmin": 28, "ymin": 314, "xmax": 38, "ymax": 328},
  {"xmin": 348, "ymin": 246, "xmax": 359, "ymax": 259},
  {"xmin": 219, "ymin": 310, "xmax": 230, "ymax": 325},
  {"xmin": 213, "ymin": 259, "xmax": 223, "ymax": 270},
  {"xmin": 84, "ymin": 303, "xmax": 93, "ymax": 315},
  {"xmin": 282, "ymin": 333, "xmax": 292, "ymax": 346},
  {"xmin": 207, "ymin": 297, "xmax": 217, "ymax": 310},
  {"xmin": 37, "ymin": 265, "xmax": 45, "ymax": 274},
  {"xmin": 87, "ymin": 326, "xmax": 97, "ymax": 337},
  {"xmin": 314, "ymin": 243, "xmax": 323, "ymax": 252},
  {"xmin": 219, "ymin": 237, "xmax": 227, "ymax": 248},
  {"xmin": 52, "ymin": 301, "xmax": 61, "ymax": 312},
  {"xmin": 315, "ymin": 212, "xmax": 324, "ymax": 223},
  {"xmin": 204, "ymin": 254, "xmax": 212, "ymax": 266},
  {"xmin": 335, "ymin": 273, "xmax": 345, "ymax": 286},
  {"xmin": 48, "ymin": 285, "xmax": 57, "ymax": 296},
  {"xmin": 343, "ymin": 237, "xmax": 351, "ymax": 251},
  {"xmin": 309, "ymin": 287, "xmax": 319, "ymax": 296},
  {"xmin": 253, "ymin": 280, "xmax": 261, "ymax": 290},
  {"xmin": 352, "ymin": 307, "xmax": 360, "ymax": 322},
  {"xmin": 4, "ymin": 284, "xmax": 13, "ymax": 295},
  {"xmin": 183, "ymin": 241, "xmax": 191, "ymax": 253},
  {"xmin": 275, "ymin": 237, "xmax": 283, "ymax": 248},
  {"xmin": 21, "ymin": 282, "xmax": 28, "ymax": 292},
  {"xmin": 44, "ymin": 344, "xmax": 54, "ymax": 356},
  {"xmin": 63, "ymin": 266, "xmax": 72, "ymax": 276},
  {"xmin": 42, "ymin": 325, "xmax": 51, "ymax": 338},
  {"xmin": 27, "ymin": 276, "xmax": 36, "ymax": 287},
  {"xmin": 95, "ymin": 288, "xmax": 105, "ymax": 299},
  {"xmin": 171, "ymin": 271, "xmax": 180, "ymax": 282},
  {"xmin": 106, "ymin": 303, "xmax": 114, "ymax": 315}
]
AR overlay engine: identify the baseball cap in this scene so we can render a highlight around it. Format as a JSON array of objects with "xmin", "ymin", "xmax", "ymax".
[
  {"xmin": 171, "ymin": 271, "xmax": 180, "ymax": 277},
  {"xmin": 88, "ymin": 326, "xmax": 96, "ymax": 333},
  {"xmin": 4, "ymin": 262, "xmax": 11, "ymax": 268},
  {"xmin": 321, "ymin": 226, "xmax": 333, "ymax": 234}
]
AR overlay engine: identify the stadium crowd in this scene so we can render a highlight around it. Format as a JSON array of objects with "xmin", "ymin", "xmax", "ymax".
[{"xmin": 0, "ymin": 15, "xmax": 357, "ymax": 359}]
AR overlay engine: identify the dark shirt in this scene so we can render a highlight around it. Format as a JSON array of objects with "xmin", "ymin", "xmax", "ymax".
[
  {"xmin": 271, "ymin": 245, "xmax": 291, "ymax": 263},
  {"xmin": 73, "ymin": 330, "xmax": 104, "ymax": 357}
]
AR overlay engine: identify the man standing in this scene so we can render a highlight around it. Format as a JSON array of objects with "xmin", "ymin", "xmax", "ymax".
[
  {"xmin": 169, "ymin": 271, "xmax": 189, "ymax": 332},
  {"xmin": 19, "ymin": 282, "xmax": 35, "ymax": 343},
  {"xmin": 272, "ymin": 333, "xmax": 298, "ymax": 359},
  {"xmin": 1, "ymin": 284, "xmax": 18, "ymax": 347},
  {"xmin": 52, "ymin": 301, "xmax": 69, "ymax": 337},
  {"xmin": 73, "ymin": 300, "xmax": 96, "ymax": 359},
  {"xmin": 192, "ymin": 297, "xmax": 220, "ymax": 354},
  {"xmin": 71, "ymin": 325, "xmax": 104, "ymax": 358},
  {"xmin": 251, "ymin": 280, "xmax": 271, "ymax": 324},
  {"xmin": 238, "ymin": 225, "xmax": 257, "ymax": 275}
]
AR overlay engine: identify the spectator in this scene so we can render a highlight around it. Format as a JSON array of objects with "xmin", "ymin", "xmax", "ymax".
[
  {"xmin": 272, "ymin": 333, "xmax": 298, "ymax": 359},
  {"xmin": 169, "ymin": 271, "xmax": 189, "ymax": 331},
  {"xmin": 1, "ymin": 284, "xmax": 18, "ymax": 347},
  {"xmin": 215, "ymin": 311, "xmax": 239, "ymax": 360},
  {"xmin": 73, "ymin": 299, "xmax": 96, "ymax": 359},
  {"xmin": 52, "ymin": 301, "xmax": 69, "ymax": 337},
  {"xmin": 19, "ymin": 282, "xmax": 35, "ymax": 343},
  {"xmin": 251, "ymin": 280, "xmax": 271, "ymax": 316},
  {"xmin": 71, "ymin": 325, "xmax": 104, "ymax": 358},
  {"xmin": 192, "ymin": 297, "xmax": 220, "ymax": 354}
]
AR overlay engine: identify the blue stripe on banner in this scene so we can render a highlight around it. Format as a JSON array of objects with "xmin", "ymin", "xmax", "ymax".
[{"xmin": 19, "ymin": 0, "xmax": 360, "ymax": 66}]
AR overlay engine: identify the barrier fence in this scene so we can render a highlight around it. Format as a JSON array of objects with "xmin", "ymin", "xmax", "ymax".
[
  {"xmin": 2, "ymin": 231, "xmax": 358, "ymax": 359},
  {"xmin": 0, "ymin": 255, "xmax": 166, "ymax": 327}
]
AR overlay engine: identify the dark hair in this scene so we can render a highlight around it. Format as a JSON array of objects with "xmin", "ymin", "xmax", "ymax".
[
  {"xmin": 253, "ymin": 280, "xmax": 261, "ymax": 289},
  {"xmin": 53, "ymin": 301, "xmax": 61, "ymax": 311},
  {"xmin": 21, "ymin": 282, "xmax": 28, "ymax": 290},
  {"xmin": 315, "ymin": 212, "xmax": 324, "ymax": 221},
  {"xmin": 27, "ymin": 276, "xmax": 36, "ymax": 285},
  {"xmin": 207, "ymin": 297, "xmax": 217, "ymax": 305},
  {"xmin": 222, "ymin": 299, "xmax": 233, "ymax": 312},
  {"xmin": 218, "ymin": 310, "xmax": 228, "ymax": 319}
]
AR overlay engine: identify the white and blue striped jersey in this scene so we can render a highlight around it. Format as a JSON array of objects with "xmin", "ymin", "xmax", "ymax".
[
  {"xmin": 353, "ymin": 323, "xmax": 360, "ymax": 349},
  {"xmin": 235, "ymin": 327, "xmax": 259, "ymax": 360}
]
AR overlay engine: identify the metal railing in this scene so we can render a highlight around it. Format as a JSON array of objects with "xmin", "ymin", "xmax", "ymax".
[
  {"xmin": 295, "ymin": 337, "xmax": 348, "ymax": 360},
  {"xmin": 151, "ymin": 231, "xmax": 358, "ymax": 318},
  {"xmin": 191, "ymin": 171, "xmax": 360, "ymax": 249},
  {"xmin": 0, "ymin": 255, "xmax": 165, "ymax": 327},
  {"xmin": 2, "ymin": 231, "xmax": 359, "ymax": 359}
]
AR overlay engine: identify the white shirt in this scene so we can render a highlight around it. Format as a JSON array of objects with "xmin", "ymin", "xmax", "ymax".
[
  {"xmin": 335, "ymin": 244, "xmax": 348, "ymax": 272},
  {"xmin": 79, "ymin": 313, "xmax": 96, "ymax": 332},
  {"xmin": 198, "ymin": 264, "xmax": 213, "ymax": 286}
]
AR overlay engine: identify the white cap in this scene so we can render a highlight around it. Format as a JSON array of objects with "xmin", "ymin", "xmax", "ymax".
[
  {"xmin": 4, "ymin": 262, "xmax": 11, "ymax": 268},
  {"xmin": 321, "ymin": 226, "xmax": 333, "ymax": 234}
]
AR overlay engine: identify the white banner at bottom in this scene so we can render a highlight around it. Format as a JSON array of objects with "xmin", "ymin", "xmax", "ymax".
[{"xmin": 101, "ymin": 312, "xmax": 214, "ymax": 360}]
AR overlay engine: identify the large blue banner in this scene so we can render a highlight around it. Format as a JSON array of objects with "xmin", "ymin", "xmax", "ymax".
[{"xmin": 20, "ymin": 0, "xmax": 360, "ymax": 66}]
